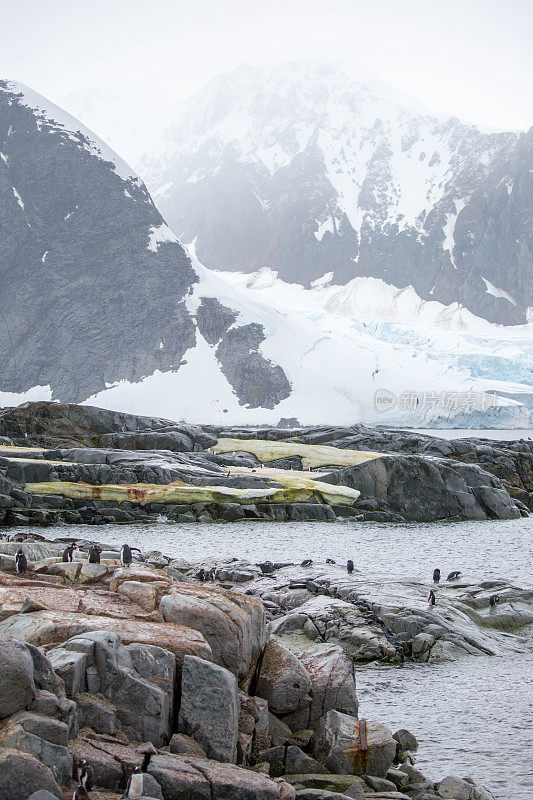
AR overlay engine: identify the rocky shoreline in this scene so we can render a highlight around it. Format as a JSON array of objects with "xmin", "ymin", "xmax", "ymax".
[
  {"xmin": 1, "ymin": 530, "xmax": 523, "ymax": 800},
  {"xmin": 0, "ymin": 402, "xmax": 531, "ymax": 529}
]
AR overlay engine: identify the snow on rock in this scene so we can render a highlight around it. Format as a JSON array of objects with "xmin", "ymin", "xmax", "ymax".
[
  {"xmin": 80, "ymin": 259, "xmax": 532, "ymax": 428},
  {"xmin": 147, "ymin": 223, "xmax": 179, "ymax": 251}
]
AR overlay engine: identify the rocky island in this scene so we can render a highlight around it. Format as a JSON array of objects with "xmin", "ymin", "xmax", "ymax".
[{"xmin": 0, "ymin": 402, "xmax": 531, "ymax": 529}]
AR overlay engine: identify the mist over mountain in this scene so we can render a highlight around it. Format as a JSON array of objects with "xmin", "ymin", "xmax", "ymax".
[
  {"xmin": 141, "ymin": 62, "xmax": 532, "ymax": 326},
  {"xmin": 0, "ymin": 77, "xmax": 530, "ymax": 427}
]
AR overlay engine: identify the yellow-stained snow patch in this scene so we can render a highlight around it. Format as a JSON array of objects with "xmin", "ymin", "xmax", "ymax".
[{"xmin": 212, "ymin": 438, "xmax": 381, "ymax": 470}]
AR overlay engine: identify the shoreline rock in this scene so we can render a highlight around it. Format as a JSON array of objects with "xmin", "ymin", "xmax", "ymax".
[{"xmin": 0, "ymin": 534, "xmax": 523, "ymax": 797}]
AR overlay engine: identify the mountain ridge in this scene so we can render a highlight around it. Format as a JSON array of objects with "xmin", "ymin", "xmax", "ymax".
[{"xmin": 141, "ymin": 61, "xmax": 532, "ymax": 325}]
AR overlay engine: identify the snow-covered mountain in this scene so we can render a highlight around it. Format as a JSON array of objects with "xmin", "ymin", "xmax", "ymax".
[
  {"xmin": 0, "ymin": 79, "xmax": 530, "ymax": 428},
  {"xmin": 140, "ymin": 62, "xmax": 532, "ymax": 326},
  {"xmin": 0, "ymin": 80, "xmax": 290, "ymax": 411}
]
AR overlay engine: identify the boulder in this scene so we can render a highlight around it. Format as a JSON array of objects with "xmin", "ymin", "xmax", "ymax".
[
  {"xmin": 0, "ymin": 610, "xmax": 212, "ymax": 669},
  {"xmin": 118, "ymin": 579, "xmax": 160, "ymax": 611},
  {"xmin": 288, "ymin": 644, "xmax": 358, "ymax": 729},
  {"xmin": 56, "ymin": 631, "xmax": 173, "ymax": 746},
  {"xmin": 392, "ymin": 730, "xmax": 419, "ymax": 752},
  {"xmin": 178, "ymin": 655, "xmax": 240, "ymax": 762},
  {"xmin": 75, "ymin": 692, "xmax": 118, "ymax": 735},
  {"xmin": 284, "ymin": 746, "xmax": 328, "ymax": 776},
  {"xmin": 436, "ymin": 776, "xmax": 495, "ymax": 800},
  {"xmin": 256, "ymin": 640, "xmax": 312, "ymax": 716},
  {"xmin": 169, "ymin": 733, "xmax": 207, "ymax": 757},
  {"xmin": 0, "ymin": 712, "xmax": 72, "ymax": 784},
  {"xmin": 148, "ymin": 753, "xmax": 290, "ymax": 800},
  {"xmin": 160, "ymin": 585, "xmax": 266, "ymax": 678},
  {"xmin": 79, "ymin": 563, "xmax": 108, "ymax": 583},
  {"xmin": 314, "ymin": 712, "xmax": 396, "ymax": 777},
  {"xmin": 0, "ymin": 638, "xmax": 36, "ymax": 718},
  {"xmin": 0, "ymin": 749, "xmax": 62, "ymax": 800},
  {"xmin": 26, "ymin": 793, "xmax": 62, "ymax": 800}
]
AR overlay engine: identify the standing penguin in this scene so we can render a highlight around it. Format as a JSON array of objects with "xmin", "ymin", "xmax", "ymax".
[
  {"xmin": 433, "ymin": 568, "xmax": 441, "ymax": 583},
  {"xmin": 72, "ymin": 787, "xmax": 90, "ymax": 800},
  {"xmin": 347, "ymin": 560, "xmax": 354, "ymax": 574},
  {"xmin": 428, "ymin": 589, "xmax": 436, "ymax": 606},
  {"xmin": 489, "ymin": 594, "xmax": 500, "ymax": 607},
  {"xmin": 120, "ymin": 544, "xmax": 141, "ymax": 567},
  {"xmin": 124, "ymin": 765, "xmax": 144, "ymax": 798},
  {"xmin": 15, "ymin": 549, "xmax": 27, "ymax": 574},
  {"xmin": 88, "ymin": 545, "xmax": 102, "ymax": 564},
  {"xmin": 77, "ymin": 758, "xmax": 94, "ymax": 790},
  {"xmin": 62, "ymin": 543, "xmax": 76, "ymax": 562}
]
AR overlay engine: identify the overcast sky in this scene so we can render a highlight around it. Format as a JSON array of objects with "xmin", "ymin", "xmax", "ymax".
[{"xmin": 2, "ymin": 0, "xmax": 531, "ymax": 163}]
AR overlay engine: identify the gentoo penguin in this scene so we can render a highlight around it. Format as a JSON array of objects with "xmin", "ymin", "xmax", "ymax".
[
  {"xmin": 120, "ymin": 544, "xmax": 141, "ymax": 567},
  {"xmin": 77, "ymin": 758, "xmax": 94, "ymax": 790},
  {"xmin": 88, "ymin": 544, "xmax": 102, "ymax": 564},
  {"xmin": 347, "ymin": 560, "xmax": 354, "ymax": 574},
  {"xmin": 125, "ymin": 765, "xmax": 144, "ymax": 798},
  {"xmin": 433, "ymin": 568, "xmax": 441, "ymax": 583},
  {"xmin": 72, "ymin": 786, "xmax": 90, "ymax": 800},
  {"xmin": 489, "ymin": 594, "xmax": 500, "ymax": 607},
  {"xmin": 446, "ymin": 570, "xmax": 461, "ymax": 581},
  {"xmin": 62, "ymin": 543, "xmax": 76, "ymax": 562},
  {"xmin": 15, "ymin": 549, "xmax": 27, "ymax": 574},
  {"xmin": 428, "ymin": 589, "xmax": 436, "ymax": 606},
  {"xmin": 301, "ymin": 559, "xmax": 313, "ymax": 567},
  {"xmin": 326, "ymin": 558, "xmax": 336, "ymax": 564}
]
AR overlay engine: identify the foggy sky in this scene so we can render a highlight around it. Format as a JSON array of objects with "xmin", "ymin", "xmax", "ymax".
[{"xmin": 1, "ymin": 0, "xmax": 531, "ymax": 163}]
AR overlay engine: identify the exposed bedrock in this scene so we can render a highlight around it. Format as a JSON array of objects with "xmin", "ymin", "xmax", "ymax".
[
  {"xmin": 0, "ymin": 541, "xmax": 513, "ymax": 799},
  {"xmin": 0, "ymin": 402, "xmax": 530, "ymax": 525}
]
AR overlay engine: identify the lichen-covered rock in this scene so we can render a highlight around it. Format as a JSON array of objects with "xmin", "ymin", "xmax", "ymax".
[
  {"xmin": 314, "ymin": 711, "xmax": 396, "ymax": 777},
  {"xmin": 178, "ymin": 655, "xmax": 240, "ymax": 762},
  {"xmin": 256, "ymin": 640, "xmax": 312, "ymax": 716}
]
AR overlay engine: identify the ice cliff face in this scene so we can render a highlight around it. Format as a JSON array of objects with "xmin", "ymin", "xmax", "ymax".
[{"xmin": 141, "ymin": 62, "xmax": 532, "ymax": 326}]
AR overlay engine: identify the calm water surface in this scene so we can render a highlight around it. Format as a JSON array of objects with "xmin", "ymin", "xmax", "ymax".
[{"xmin": 28, "ymin": 517, "xmax": 533, "ymax": 799}]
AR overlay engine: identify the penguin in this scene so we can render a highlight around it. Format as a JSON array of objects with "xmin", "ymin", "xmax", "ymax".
[
  {"xmin": 489, "ymin": 594, "xmax": 500, "ymax": 607},
  {"xmin": 88, "ymin": 545, "xmax": 102, "ymax": 564},
  {"xmin": 428, "ymin": 589, "xmax": 436, "ymax": 606},
  {"xmin": 326, "ymin": 558, "xmax": 336, "ymax": 564},
  {"xmin": 446, "ymin": 570, "xmax": 461, "ymax": 581},
  {"xmin": 73, "ymin": 787, "xmax": 90, "ymax": 800},
  {"xmin": 300, "ymin": 559, "xmax": 313, "ymax": 567},
  {"xmin": 15, "ymin": 549, "xmax": 27, "ymax": 574},
  {"xmin": 347, "ymin": 560, "xmax": 354, "ymax": 574},
  {"xmin": 433, "ymin": 568, "xmax": 441, "ymax": 583},
  {"xmin": 76, "ymin": 758, "xmax": 94, "ymax": 790},
  {"xmin": 120, "ymin": 544, "xmax": 141, "ymax": 567},
  {"xmin": 62, "ymin": 543, "xmax": 76, "ymax": 562},
  {"xmin": 125, "ymin": 765, "xmax": 144, "ymax": 798}
]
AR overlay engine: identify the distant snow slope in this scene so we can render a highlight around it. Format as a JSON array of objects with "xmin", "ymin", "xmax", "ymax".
[
  {"xmin": 81, "ymin": 257, "xmax": 532, "ymax": 428},
  {"xmin": 1, "ymin": 78, "xmax": 530, "ymax": 428},
  {"xmin": 140, "ymin": 62, "xmax": 532, "ymax": 326}
]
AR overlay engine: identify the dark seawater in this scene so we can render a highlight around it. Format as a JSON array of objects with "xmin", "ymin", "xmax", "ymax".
[{"xmin": 19, "ymin": 516, "xmax": 533, "ymax": 799}]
